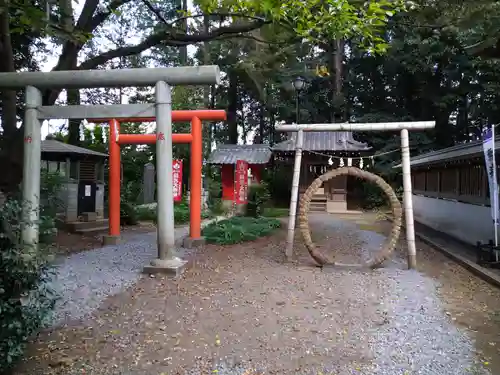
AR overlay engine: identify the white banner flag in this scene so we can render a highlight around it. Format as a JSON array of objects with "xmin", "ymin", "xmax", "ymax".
[{"xmin": 483, "ymin": 127, "xmax": 499, "ymax": 225}]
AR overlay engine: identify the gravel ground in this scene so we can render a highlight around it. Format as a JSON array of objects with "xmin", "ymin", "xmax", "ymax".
[
  {"xmin": 16, "ymin": 213, "xmax": 493, "ymax": 375},
  {"xmin": 47, "ymin": 220, "xmax": 218, "ymax": 327}
]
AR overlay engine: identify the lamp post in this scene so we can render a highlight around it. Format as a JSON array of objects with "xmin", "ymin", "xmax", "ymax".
[{"xmin": 292, "ymin": 76, "xmax": 305, "ymax": 124}]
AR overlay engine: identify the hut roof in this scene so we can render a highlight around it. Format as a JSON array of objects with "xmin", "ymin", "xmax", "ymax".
[
  {"xmin": 42, "ymin": 139, "xmax": 108, "ymax": 157},
  {"xmin": 272, "ymin": 131, "xmax": 371, "ymax": 152},
  {"xmin": 208, "ymin": 144, "xmax": 272, "ymax": 165}
]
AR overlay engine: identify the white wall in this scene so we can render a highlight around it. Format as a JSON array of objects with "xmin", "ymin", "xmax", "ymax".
[{"xmin": 413, "ymin": 194, "xmax": 494, "ymax": 245}]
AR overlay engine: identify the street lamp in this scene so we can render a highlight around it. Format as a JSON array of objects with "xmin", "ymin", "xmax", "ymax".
[
  {"xmin": 293, "ymin": 76, "xmax": 306, "ymax": 91},
  {"xmin": 292, "ymin": 76, "xmax": 306, "ymax": 124}
]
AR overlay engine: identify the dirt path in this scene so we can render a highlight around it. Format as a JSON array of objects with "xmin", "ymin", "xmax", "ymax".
[
  {"xmin": 345, "ymin": 214, "xmax": 500, "ymax": 374},
  {"xmin": 393, "ymin": 225, "xmax": 500, "ymax": 374},
  {"xmin": 15, "ymin": 214, "xmax": 494, "ymax": 375},
  {"xmin": 52, "ymin": 221, "xmax": 157, "ymax": 256}
]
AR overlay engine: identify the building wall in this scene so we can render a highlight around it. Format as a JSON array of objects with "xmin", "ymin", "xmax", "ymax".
[
  {"xmin": 413, "ymin": 194, "xmax": 494, "ymax": 245},
  {"xmin": 221, "ymin": 164, "xmax": 234, "ymax": 200}
]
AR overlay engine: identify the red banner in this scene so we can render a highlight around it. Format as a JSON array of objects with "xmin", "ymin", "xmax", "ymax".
[
  {"xmin": 172, "ymin": 159, "xmax": 183, "ymax": 202},
  {"xmin": 235, "ymin": 160, "xmax": 249, "ymax": 204}
]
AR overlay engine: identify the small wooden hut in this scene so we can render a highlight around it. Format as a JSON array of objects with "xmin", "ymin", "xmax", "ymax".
[
  {"xmin": 273, "ymin": 131, "xmax": 371, "ymax": 212},
  {"xmin": 41, "ymin": 139, "xmax": 108, "ymax": 232},
  {"xmin": 207, "ymin": 144, "xmax": 272, "ymax": 207}
]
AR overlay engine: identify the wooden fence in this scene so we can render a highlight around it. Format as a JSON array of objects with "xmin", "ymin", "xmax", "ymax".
[{"xmin": 412, "ymin": 162, "xmax": 492, "ymax": 206}]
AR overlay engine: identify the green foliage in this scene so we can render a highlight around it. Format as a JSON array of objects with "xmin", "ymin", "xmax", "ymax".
[
  {"xmin": 245, "ymin": 183, "xmax": 271, "ymax": 218},
  {"xmin": 120, "ymin": 202, "xmax": 138, "ymax": 226},
  {"xmin": 205, "ymin": 178, "xmax": 228, "ymax": 215},
  {"xmin": 361, "ymin": 181, "xmax": 387, "ymax": 210},
  {"xmin": 0, "ymin": 199, "xmax": 57, "ymax": 372},
  {"xmin": 135, "ymin": 205, "xmax": 157, "ymax": 221},
  {"xmin": 266, "ymin": 167, "xmax": 293, "ymax": 208},
  {"xmin": 209, "ymin": 199, "xmax": 227, "ymax": 215},
  {"xmin": 39, "ymin": 170, "xmax": 64, "ymax": 243},
  {"xmin": 136, "ymin": 202, "xmax": 213, "ymax": 225},
  {"xmin": 200, "ymin": 0, "xmax": 406, "ymax": 53},
  {"xmin": 263, "ymin": 207, "xmax": 289, "ymax": 218},
  {"xmin": 174, "ymin": 202, "xmax": 190, "ymax": 224},
  {"xmin": 206, "ymin": 178, "xmax": 222, "ymax": 206},
  {"xmin": 39, "ymin": 169, "xmax": 64, "ymax": 218},
  {"xmin": 202, "ymin": 216, "xmax": 281, "ymax": 245}
]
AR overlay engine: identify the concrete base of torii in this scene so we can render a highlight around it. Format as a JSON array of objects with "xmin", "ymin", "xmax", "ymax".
[
  {"xmin": 143, "ymin": 256, "xmax": 188, "ymax": 277},
  {"xmin": 102, "ymin": 235, "xmax": 120, "ymax": 246}
]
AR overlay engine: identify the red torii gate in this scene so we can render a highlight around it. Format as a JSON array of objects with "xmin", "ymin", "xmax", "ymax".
[{"xmin": 98, "ymin": 110, "xmax": 226, "ymax": 245}]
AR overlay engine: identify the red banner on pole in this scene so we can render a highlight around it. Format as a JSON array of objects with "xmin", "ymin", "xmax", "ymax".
[
  {"xmin": 235, "ymin": 160, "xmax": 249, "ymax": 204},
  {"xmin": 172, "ymin": 159, "xmax": 183, "ymax": 202}
]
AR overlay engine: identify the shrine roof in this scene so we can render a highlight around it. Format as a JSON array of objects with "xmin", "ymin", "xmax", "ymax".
[
  {"xmin": 41, "ymin": 139, "xmax": 108, "ymax": 157},
  {"xmin": 208, "ymin": 144, "xmax": 272, "ymax": 165},
  {"xmin": 272, "ymin": 131, "xmax": 371, "ymax": 152}
]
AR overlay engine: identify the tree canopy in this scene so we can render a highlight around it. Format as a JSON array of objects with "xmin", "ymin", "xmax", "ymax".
[{"xmin": 1, "ymin": 0, "xmax": 500, "ymax": 194}]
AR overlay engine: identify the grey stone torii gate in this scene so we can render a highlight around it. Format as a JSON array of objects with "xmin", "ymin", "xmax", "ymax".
[
  {"xmin": 276, "ymin": 121, "xmax": 436, "ymax": 269},
  {"xmin": 0, "ymin": 66, "xmax": 220, "ymax": 275}
]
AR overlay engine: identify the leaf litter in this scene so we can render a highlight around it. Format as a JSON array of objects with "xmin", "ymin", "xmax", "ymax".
[{"xmin": 13, "ymin": 213, "xmax": 499, "ymax": 375}]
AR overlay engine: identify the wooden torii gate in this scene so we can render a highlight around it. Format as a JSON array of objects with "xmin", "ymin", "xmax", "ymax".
[{"xmin": 275, "ymin": 121, "xmax": 436, "ymax": 269}]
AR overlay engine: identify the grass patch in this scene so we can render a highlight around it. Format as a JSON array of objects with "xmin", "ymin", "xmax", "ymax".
[
  {"xmin": 135, "ymin": 202, "xmax": 213, "ymax": 225},
  {"xmin": 202, "ymin": 216, "xmax": 281, "ymax": 245},
  {"xmin": 263, "ymin": 207, "xmax": 289, "ymax": 218}
]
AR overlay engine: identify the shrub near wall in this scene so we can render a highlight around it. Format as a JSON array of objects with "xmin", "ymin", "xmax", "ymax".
[
  {"xmin": 0, "ymin": 199, "xmax": 57, "ymax": 371},
  {"xmin": 202, "ymin": 216, "xmax": 281, "ymax": 245},
  {"xmin": 135, "ymin": 202, "xmax": 213, "ymax": 224}
]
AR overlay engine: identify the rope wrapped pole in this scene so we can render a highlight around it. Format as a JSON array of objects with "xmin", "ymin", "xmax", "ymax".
[
  {"xmin": 285, "ymin": 130, "xmax": 304, "ymax": 260},
  {"xmin": 401, "ymin": 129, "xmax": 417, "ymax": 269}
]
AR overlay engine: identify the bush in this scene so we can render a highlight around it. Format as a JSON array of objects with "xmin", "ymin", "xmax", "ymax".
[
  {"xmin": 361, "ymin": 181, "xmax": 386, "ymax": 209},
  {"xmin": 263, "ymin": 207, "xmax": 289, "ymax": 218},
  {"xmin": 37, "ymin": 170, "xmax": 65, "ymax": 243},
  {"xmin": 38, "ymin": 215, "xmax": 57, "ymax": 244},
  {"xmin": 140, "ymin": 202, "xmax": 193, "ymax": 225},
  {"xmin": 209, "ymin": 198, "xmax": 226, "ymax": 215},
  {"xmin": 245, "ymin": 183, "xmax": 271, "ymax": 218},
  {"xmin": 206, "ymin": 178, "xmax": 225, "ymax": 213},
  {"xmin": 120, "ymin": 201, "xmax": 138, "ymax": 226},
  {"xmin": 202, "ymin": 216, "xmax": 281, "ymax": 245},
  {"xmin": 174, "ymin": 202, "xmax": 190, "ymax": 224},
  {"xmin": 39, "ymin": 170, "xmax": 64, "ymax": 219},
  {"xmin": 135, "ymin": 204, "xmax": 157, "ymax": 221},
  {"xmin": 0, "ymin": 199, "xmax": 57, "ymax": 372}
]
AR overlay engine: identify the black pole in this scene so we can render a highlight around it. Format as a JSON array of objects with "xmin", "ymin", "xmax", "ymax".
[{"xmin": 296, "ymin": 92, "xmax": 300, "ymax": 124}]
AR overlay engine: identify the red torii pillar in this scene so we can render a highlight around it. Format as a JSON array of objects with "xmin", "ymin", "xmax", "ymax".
[{"xmin": 101, "ymin": 110, "xmax": 226, "ymax": 246}]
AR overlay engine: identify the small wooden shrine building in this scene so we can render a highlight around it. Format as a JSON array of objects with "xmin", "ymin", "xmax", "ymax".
[
  {"xmin": 273, "ymin": 131, "xmax": 371, "ymax": 212},
  {"xmin": 41, "ymin": 139, "xmax": 108, "ymax": 233},
  {"xmin": 207, "ymin": 144, "xmax": 273, "ymax": 205},
  {"xmin": 208, "ymin": 131, "xmax": 371, "ymax": 212}
]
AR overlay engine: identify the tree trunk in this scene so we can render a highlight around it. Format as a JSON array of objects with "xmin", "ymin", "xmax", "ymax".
[
  {"xmin": 66, "ymin": 89, "xmax": 82, "ymax": 145},
  {"xmin": 270, "ymin": 108, "xmax": 276, "ymax": 146},
  {"xmin": 227, "ymin": 69, "xmax": 239, "ymax": 144},
  {"xmin": 179, "ymin": 0, "xmax": 188, "ymax": 65},
  {"xmin": 202, "ymin": 14, "xmax": 212, "ymax": 173},
  {"xmin": 0, "ymin": 0, "xmax": 23, "ymax": 195},
  {"xmin": 332, "ymin": 39, "xmax": 345, "ymax": 122},
  {"xmin": 258, "ymin": 101, "xmax": 265, "ymax": 143}
]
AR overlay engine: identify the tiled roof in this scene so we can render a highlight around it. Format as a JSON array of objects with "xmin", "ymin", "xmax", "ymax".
[
  {"xmin": 402, "ymin": 136, "xmax": 500, "ymax": 168},
  {"xmin": 41, "ymin": 140, "xmax": 108, "ymax": 157},
  {"xmin": 272, "ymin": 131, "xmax": 371, "ymax": 152},
  {"xmin": 208, "ymin": 144, "xmax": 272, "ymax": 164}
]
